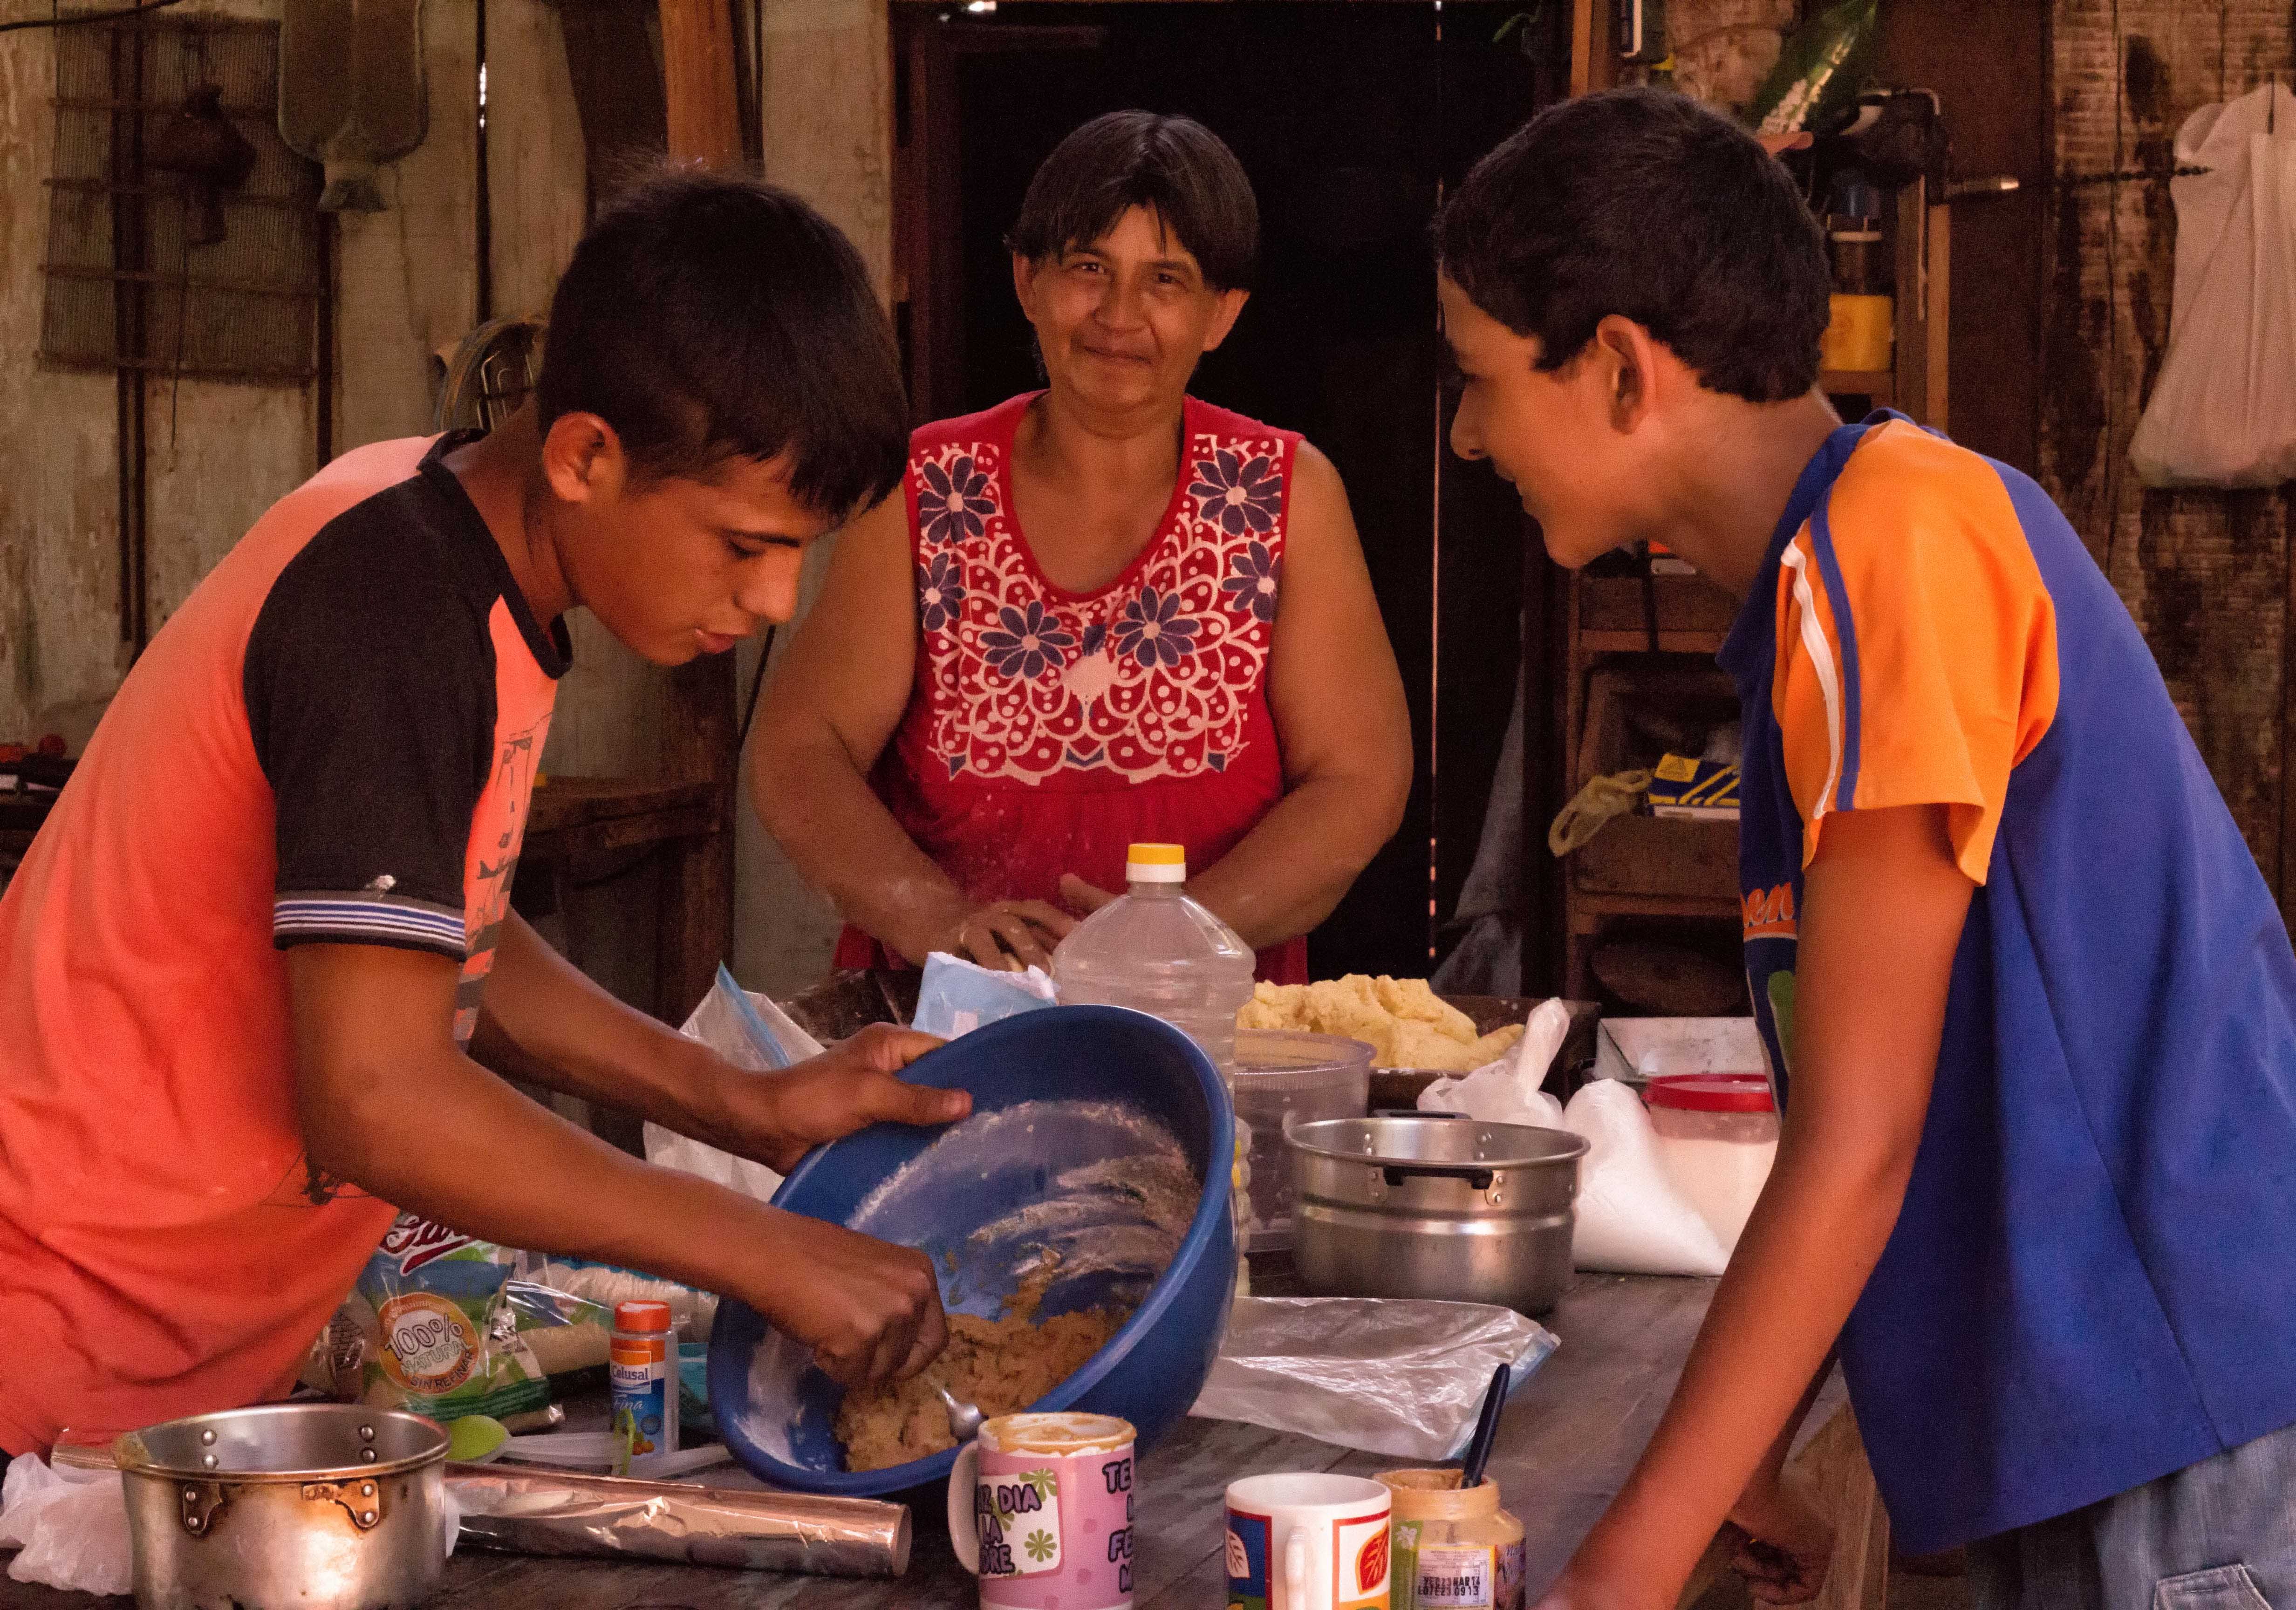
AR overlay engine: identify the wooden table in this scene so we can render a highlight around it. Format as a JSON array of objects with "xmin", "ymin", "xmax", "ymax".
[{"xmin": 0, "ymin": 1272, "xmax": 1888, "ymax": 1610}]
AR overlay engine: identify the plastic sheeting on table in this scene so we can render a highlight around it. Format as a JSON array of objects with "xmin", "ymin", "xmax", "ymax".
[{"xmin": 1188, "ymin": 1296, "xmax": 1557, "ymax": 1461}]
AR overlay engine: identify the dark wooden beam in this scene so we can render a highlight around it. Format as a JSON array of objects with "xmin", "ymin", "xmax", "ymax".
[{"xmin": 651, "ymin": 0, "xmax": 745, "ymax": 1023}]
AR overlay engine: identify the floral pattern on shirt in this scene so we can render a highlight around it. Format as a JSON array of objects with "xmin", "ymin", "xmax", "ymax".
[
  {"xmin": 1189, "ymin": 448, "xmax": 1285, "ymax": 537},
  {"xmin": 917, "ymin": 454, "xmax": 996, "ymax": 547},
  {"xmin": 906, "ymin": 420, "xmax": 1290, "ymax": 785}
]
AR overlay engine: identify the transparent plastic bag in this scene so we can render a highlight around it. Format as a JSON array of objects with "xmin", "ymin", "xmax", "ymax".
[
  {"xmin": 643, "ymin": 966, "xmax": 820, "ymax": 1203},
  {"xmin": 0, "ymin": 1453, "xmax": 131, "ymax": 1596},
  {"xmin": 1189, "ymin": 1297, "xmax": 1558, "ymax": 1460},
  {"xmin": 1419, "ymin": 997, "xmax": 1571, "ymax": 1128}
]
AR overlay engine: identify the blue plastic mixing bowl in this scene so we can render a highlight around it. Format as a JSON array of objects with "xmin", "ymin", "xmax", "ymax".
[{"xmin": 707, "ymin": 1004, "xmax": 1237, "ymax": 1498}]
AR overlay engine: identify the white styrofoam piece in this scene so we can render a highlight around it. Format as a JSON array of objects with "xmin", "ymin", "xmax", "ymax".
[{"xmin": 1593, "ymin": 1017, "xmax": 1765, "ymax": 1085}]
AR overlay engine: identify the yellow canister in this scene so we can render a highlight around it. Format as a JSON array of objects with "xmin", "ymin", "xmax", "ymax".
[
  {"xmin": 1820, "ymin": 293, "xmax": 1894, "ymax": 374},
  {"xmin": 1378, "ymin": 1468, "xmax": 1526, "ymax": 1610}
]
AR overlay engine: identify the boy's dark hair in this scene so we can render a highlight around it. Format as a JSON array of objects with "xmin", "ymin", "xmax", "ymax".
[
  {"xmin": 1437, "ymin": 87, "xmax": 1830, "ymax": 403},
  {"xmin": 538, "ymin": 167, "xmax": 908, "ymax": 517},
  {"xmin": 1006, "ymin": 111, "xmax": 1259, "ymax": 292}
]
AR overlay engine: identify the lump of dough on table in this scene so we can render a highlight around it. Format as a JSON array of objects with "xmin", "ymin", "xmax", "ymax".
[
  {"xmin": 1373, "ymin": 976, "xmax": 1479, "ymax": 1043},
  {"xmin": 1234, "ymin": 974, "xmax": 1523, "ymax": 1070}
]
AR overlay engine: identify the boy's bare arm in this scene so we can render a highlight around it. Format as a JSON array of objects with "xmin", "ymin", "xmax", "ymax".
[{"xmin": 1540, "ymin": 804, "xmax": 1975, "ymax": 1610}]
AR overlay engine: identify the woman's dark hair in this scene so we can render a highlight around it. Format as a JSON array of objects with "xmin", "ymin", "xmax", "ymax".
[
  {"xmin": 537, "ymin": 167, "xmax": 908, "ymax": 517},
  {"xmin": 1436, "ymin": 87, "xmax": 1831, "ymax": 403},
  {"xmin": 1006, "ymin": 111, "xmax": 1259, "ymax": 292}
]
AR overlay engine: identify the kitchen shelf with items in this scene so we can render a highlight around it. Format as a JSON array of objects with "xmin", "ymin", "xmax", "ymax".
[
  {"xmin": 1544, "ymin": 55, "xmax": 1952, "ymax": 1012},
  {"xmin": 1557, "ymin": 639, "xmax": 1750, "ymax": 1010}
]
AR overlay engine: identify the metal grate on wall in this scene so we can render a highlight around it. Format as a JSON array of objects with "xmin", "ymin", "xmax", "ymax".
[{"xmin": 40, "ymin": 14, "xmax": 323, "ymax": 386}]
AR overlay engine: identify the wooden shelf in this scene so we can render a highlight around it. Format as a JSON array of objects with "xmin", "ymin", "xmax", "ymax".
[
  {"xmin": 1578, "ymin": 573, "xmax": 1738, "ymax": 633},
  {"xmin": 1577, "ymin": 629, "xmax": 1729, "ymax": 655},
  {"xmin": 525, "ymin": 775, "xmax": 722, "ymax": 864},
  {"xmin": 1571, "ymin": 812, "xmax": 1739, "ymax": 903},
  {"xmin": 1821, "ymin": 369, "xmax": 1896, "ymax": 404},
  {"xmin": 1568, "ymin": 891, "xmax": 1742, "ymax": 929}
]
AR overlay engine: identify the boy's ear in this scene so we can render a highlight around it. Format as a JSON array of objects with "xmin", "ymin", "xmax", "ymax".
[
  {"xmin": 540, "ymin": 411, "xmax": 630, "ymax": 508},
  {"xmin": 1591, "ymin": 313, "xmax": 1663, "ymax": 433}
]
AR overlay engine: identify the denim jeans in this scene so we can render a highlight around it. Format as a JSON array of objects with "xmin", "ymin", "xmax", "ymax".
[{"xmin": 1969, "ymin": 1419, "xmax": 2296, "ymax": 1610}]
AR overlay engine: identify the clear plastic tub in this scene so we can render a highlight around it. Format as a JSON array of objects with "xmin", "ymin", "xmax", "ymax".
[
  {"xmin": 1644, "ymin": 1073, "xmax": 1778, "ymax": 1255},
  {"xmin": 1233, "ymin": 1029, "xmax": 1372, "ymax": 1252}
]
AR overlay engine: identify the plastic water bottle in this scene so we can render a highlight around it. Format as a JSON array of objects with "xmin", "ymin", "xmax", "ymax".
[
  {"xmin": 1051, "ymin": 843, "xmax": 1256, "ymax": 1070},
  {"xmin": 1052, "ymin": 844, "xmax": 1257, "ymax": 1291}
]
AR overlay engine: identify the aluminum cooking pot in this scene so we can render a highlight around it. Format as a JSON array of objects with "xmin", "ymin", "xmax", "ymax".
[
  {"xmin": 116, "ymin": 1403, "xmax": 450, "ymax": 1610},
  {"xmin": 1286, "ymin": 1114, "xmax": 1588, "ymax": 1315}
]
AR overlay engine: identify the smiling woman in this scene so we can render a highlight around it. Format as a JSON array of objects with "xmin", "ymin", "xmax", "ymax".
[{"xmin": 753, "ymin": 112, "xmax": 1414, "ymax": 982}]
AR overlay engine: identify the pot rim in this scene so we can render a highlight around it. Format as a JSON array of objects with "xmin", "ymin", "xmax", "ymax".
[
  {"xmin": 114, "ymin": 1404, "xmax": 450, "ymax": 1484},
  {"xmin": 1284, "ymin": 1115, "xmax": 1590, "ymax": 1171}
]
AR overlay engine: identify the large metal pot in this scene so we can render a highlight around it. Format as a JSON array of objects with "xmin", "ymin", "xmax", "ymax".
[
  {"xmin": 1287, "ymin": 1115, "xmax": 1588, "ymax": 1315},
  {"xmin": 115, "ymin": 1403, "xmax": 450, "ymax": 1610}
]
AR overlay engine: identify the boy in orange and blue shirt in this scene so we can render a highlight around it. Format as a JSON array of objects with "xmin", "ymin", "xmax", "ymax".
[{"xmin": 1438, "ymin": 88, "xmax": 2296, "ymax": 1610}]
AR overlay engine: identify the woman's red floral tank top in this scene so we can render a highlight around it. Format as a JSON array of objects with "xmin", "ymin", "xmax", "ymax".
[{"xmin": 834, "ymin": 391, "xmax": 1308, "ymax": 982}]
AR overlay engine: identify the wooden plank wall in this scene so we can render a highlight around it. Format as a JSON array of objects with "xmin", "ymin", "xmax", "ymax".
[{"xmin": 2043, "ymin": 0, "xmax": 2296, "ymax": 915}]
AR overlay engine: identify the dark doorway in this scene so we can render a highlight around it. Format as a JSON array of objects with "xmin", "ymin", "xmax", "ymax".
[{"xmin": 894, "ymin": 1, "xmax": 1565, "ymax": 981}]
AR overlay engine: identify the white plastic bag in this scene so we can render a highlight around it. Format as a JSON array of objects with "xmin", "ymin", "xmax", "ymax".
[
  {"xmin": 1189, "ymin": 1297, "xmax": 1558, "ymax": 1460},
  {"xmin": 2129, "ymin": 83, "xmax": 2296, "ymax": 487},
  {"xmin": 1418, "ymin": 997, "xmax": 1570, "ymax": 1128},
  {"xmin": 642, "ymin": 967, "xmax": 822, "ymax": 1204},
  {"xmin": 0, "ymin": 1453, "xmax": 132, "ymax": 1596},
  {"xmin": 1561, "ymin": 1080, "xmax": 1730, "ymax": 1277}
]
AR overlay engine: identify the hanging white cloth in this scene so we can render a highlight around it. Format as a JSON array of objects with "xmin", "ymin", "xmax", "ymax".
[{"xmin": 2129, "ymin": 82, "xmax": 2296, "ymax": 488}]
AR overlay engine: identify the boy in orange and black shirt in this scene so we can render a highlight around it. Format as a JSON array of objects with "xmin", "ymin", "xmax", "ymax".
[{"xmin": 0, "ymin": 172, "xmax": 969, "ymax": 1453}]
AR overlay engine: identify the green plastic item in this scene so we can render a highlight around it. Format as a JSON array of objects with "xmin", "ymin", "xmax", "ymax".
[
  {"xmin": 446, "ymin": 1415, "xmax": 510, "ymax": 1463},
  {"xmin": 1749, "ymin": 0, "xmax": 1880, "ymax": 137}
]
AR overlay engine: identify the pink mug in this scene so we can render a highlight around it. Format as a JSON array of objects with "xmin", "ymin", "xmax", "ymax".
[{"xmin": 947, "ymin": 1412, "xmax": 1138, "ymax": 1610}]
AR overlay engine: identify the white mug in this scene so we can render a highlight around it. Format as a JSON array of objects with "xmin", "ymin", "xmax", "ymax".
[{"xmin": 1224, "ymin": 1472, "xmax": 1393, "ymax": 1610}]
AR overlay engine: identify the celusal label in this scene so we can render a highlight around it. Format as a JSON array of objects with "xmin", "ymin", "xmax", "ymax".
[
  {"xmin": 377, "ymin": 1214, "xmax": 476, "ymax": 1276},
  {"xmin": 1416, "ymin": 1544, "xmax": 1497, "ymax": 1608},
  {"xmin": 376, "ymin": 1291, "xmax": 480, "ymax": 1394}
]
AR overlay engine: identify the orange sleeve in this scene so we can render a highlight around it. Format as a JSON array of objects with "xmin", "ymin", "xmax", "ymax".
[{"xmin": 1770, "ymin": 421, "xmax": 2060, "ymax": 883}]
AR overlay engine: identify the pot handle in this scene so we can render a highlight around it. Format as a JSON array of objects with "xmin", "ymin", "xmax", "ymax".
[
  {"xmin": 301, "ymin": 1479, "xmax": 387, "ymax": 1531},
  {"xmin": 177, "ymin": 1480, "xmax": 229, "ymax": 1538},
  {"xmin": 1380, "ymin": 1163, "xmax": 1497, "ymax": 1191}
]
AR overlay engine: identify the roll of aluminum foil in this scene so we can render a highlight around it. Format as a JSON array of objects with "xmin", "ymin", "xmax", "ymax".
[{"xmin": 444, "ymin": 1464, "xmax": 910, "ymax": 1578}]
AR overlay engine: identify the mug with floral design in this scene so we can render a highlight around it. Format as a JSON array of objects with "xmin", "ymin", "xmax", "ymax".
[
  {"xmin": 948, "ymin": 1412, "xmax": 1137, "ymax": 1610},
  {"xmin": 1225, "ymin": 1472, "xmax": 1393, "ymax": 1610}
]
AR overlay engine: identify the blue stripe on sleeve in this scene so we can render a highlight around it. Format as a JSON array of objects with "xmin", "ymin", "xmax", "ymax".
[
  {"xmin": 273, "ymin": 898, "xmax": 467, "ymax": 956},
  {"xmin": 1809, "ymin": 493, "xmax": 1865, "ymax": 811}
]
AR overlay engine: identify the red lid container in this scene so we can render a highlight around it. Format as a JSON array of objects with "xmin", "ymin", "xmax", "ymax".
[{"xmin": 1644, "ymin": 1073, "xmax": 1776, "ymax": 1113}]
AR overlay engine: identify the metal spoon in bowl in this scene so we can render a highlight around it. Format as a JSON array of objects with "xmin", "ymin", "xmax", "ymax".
[{"xmin": 937, "ymin": 1385, "xmax": 984, "ymax": 1442}]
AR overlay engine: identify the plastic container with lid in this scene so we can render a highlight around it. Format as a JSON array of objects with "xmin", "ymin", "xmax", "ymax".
[
  {"xmin": 1232, "ymin": 1029, "xmax": 1373, "ymax": 1251},
  {"xmin": 1378, "ymin": 1468, "xmax": 1527, "ymax": 1610},
  {"xmin": 1644, "ymin": 1074, "xmax": 1779, "ymax": 1255}
]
